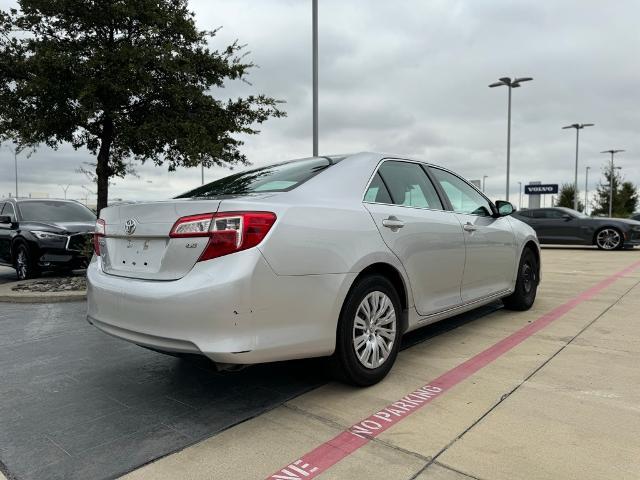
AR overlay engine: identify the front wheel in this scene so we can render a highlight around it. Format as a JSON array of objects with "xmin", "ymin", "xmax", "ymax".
[
  {"xmin": 503, "ymin": 248, "xmax": 539, "ymax": 311},
  {"xmin": 595, "ymin": 228, "xmax": 623, "ymax": 250},
  {"xmin": 330, "ymin": 275, "xmax": 402, "ymax": 386},
  {"xmin": 14, "ymin": 244, "xmax": 40, "ymax": 280}
]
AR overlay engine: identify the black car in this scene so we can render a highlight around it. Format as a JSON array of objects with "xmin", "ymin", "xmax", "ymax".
[
  {"xmin": 632, "ymin": 213, "xmax": 640, "ymax": 222},
  {"xmin": 0, "ymin": 198, "xmax": 96, "ymax": 279},
  {"xmin": 513, "ymin": 207, "xmax": 640, "ymax": 250}
]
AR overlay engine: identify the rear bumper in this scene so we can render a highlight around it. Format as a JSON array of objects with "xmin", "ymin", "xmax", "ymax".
[{"xmin": 87, "ymin": 250, "xmax": 354, "ymax": 364}]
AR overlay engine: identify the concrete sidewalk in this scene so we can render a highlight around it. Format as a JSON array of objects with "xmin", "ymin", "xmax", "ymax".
[{"xmin": 122, "ymin": 249, "xmax": 640, "ymax": 480}]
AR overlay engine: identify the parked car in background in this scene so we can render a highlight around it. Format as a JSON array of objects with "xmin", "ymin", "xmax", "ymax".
[
  {"xmin": 631, "ymin": 213, "xmax": 640, "ymax": 222},
  {"xmin": 0, "ymin": 199, "xmax": 96, "ymax": 279},
  {"xmin": 513, "ymin": 207, "xmax": 640, "ymax": 250},
  {"xmin": 88, "ymin": 152, "xmax": 540, "ymax": 386}
]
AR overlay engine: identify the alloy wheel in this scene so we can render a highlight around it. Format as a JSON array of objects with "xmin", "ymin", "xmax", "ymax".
[
  {"xmin": 596, "ymin": 229, "xmax": 621, "ymax": 250},
  {"xmin": 16, "ymin": 249, "xmax": 28, "ymax": 280},
  {"xmin": 521, "ymin": 261, "xmax": 536, "ymax": 293},
  {"xmin": 352, "ymin": 291, "xmax": 397, "ymax": 369}
]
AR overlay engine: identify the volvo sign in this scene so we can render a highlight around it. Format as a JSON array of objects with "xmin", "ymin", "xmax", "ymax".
[{"xmin": 524, "ymin": 184, "xmax": 558, "ymax": 195}]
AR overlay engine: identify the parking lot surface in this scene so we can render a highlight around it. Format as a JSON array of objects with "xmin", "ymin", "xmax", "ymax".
[
  {"xmin": 124, "ymin": 248, "xmax": 640, "ymax": 480},
  {"xmin": 0, "ymin": 248, "xmax": 639, "ymax": 480}
]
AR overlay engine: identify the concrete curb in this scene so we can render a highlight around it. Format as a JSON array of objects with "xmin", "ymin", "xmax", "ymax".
[{"xmin": 0, "ymin": 280, "xmax": 86, "ymax": 304}]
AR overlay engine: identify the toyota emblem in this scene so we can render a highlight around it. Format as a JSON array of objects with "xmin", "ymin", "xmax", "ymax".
[{"xmin": 124, "ymin": 219, "xmax": 137, "ymax": 235}]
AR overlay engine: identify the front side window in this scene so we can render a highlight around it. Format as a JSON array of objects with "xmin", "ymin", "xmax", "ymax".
[
  {"xmin": 374, "ymin": 161, "xmax": 443, "ymax": 210},
  {"xmin": 430, "ymin": 168, "xmax": 493, "ymax": 216},
  {"xmin": 541, "ymin": 209, "xmax": 566, "ymax": 219},
  {"xmin": 17, "ymin": 201, "xmax": 95, "ymax": 222},
  {"xmin": 176, "ymin": 157, "xmax": 337, "ymax": 198}
]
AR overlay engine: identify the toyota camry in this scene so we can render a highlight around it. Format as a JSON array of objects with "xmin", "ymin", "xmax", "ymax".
[{"xmin": 87, "ymin": 152, "xmax": 540, "ymax": 385}]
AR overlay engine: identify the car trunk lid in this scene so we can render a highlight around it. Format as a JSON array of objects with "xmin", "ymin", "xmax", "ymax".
[{"xmin": 99, "ymin": 200, "xmax": 221, "ymax": 280}]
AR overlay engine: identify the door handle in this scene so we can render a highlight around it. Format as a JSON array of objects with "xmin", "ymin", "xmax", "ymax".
[
  {"xmin": 463, "ymin": 222, "xmax": 477, "ymax": 232},
  {"xmin": 382, "ymin": 216, "xmax": 405, "ymax": 230}
]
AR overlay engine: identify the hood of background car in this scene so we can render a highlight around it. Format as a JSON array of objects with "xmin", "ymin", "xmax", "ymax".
[{"xmin": 23, "ymin": 221, "xmax": 95, "ymax": 234}]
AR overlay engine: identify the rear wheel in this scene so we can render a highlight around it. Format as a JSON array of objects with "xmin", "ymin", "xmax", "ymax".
[
  {"xmin": 330, "ymin": 275, "xmax": 402, "ymax": 386},
  {"xmin": 14, "ymin": 244, "xmax": 40, "ymax": 280},
  {"xmin": 595, "ymin": 228, "xmax": 623, "ymax": 250},
  {"xmin": 503, "ymin": 248, "xmax": 539, "ymax": 311}
]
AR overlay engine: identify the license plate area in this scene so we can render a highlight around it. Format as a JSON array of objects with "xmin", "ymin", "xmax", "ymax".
[{"xmin": 106, "ymin": 237, "xmax": 169, "ymax": 273}]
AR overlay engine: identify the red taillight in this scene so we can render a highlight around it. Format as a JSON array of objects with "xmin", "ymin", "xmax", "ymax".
[
  {"xmin": 169, "ymin": 211, "xmax": 276, "ymax": 261},
  {"xmin": 93, "ymin": 219, "xmax": 105, "ymax": 256}
]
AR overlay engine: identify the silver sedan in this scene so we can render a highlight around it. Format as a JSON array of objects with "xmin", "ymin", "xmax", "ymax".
[{"xmin": 87, "ymin": 152, "xmax": 540, "ymax": 385}]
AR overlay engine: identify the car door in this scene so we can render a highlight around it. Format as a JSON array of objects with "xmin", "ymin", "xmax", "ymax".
[
  {"xmin": 364, "ymin": 160, "xmax": 466, "ymax": 316},
  {"xmin": 534, "ymin": 209, "xmax": 578, "ymax": 243},
  {"xmin": 429, "ymin": 167, "xmax": 517, "ymax": 303},
  {"xmin": 0, "ymin": 202, "xmax": 14, "ymax": 264}
]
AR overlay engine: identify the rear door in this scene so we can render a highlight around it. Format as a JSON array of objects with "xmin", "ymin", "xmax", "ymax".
[
  {"xmin": 364, "ymin": 160, "xmax": 466, "ymax": 316},
  {"xmin": 429, "ymin": 167, "xmax": 517, "ymax": 302}
]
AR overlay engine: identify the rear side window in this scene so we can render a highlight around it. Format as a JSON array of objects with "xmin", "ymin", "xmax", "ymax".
[
  {"xmin": 374, "ymin": 161, "xmax": 443, "ymax": 210},
  {"xmin": 364, "ymin": 173, "xmax": 392, "ymax": 204},
  {"xmin": 176, "ymin": 158, "xmax": 337, "ymax": 198}
]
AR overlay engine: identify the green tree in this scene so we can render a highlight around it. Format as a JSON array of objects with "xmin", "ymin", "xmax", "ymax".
[
  {"xmin": 591, "ymin": 167, "xmax": 639, "ymax": 217},
  {"xmin": 0, "ymin": 0, "xmax": 285, "ymax": 211},
  {"xmin": 556, "ymin": 183, "xmax": 584, "ymax": 212}
]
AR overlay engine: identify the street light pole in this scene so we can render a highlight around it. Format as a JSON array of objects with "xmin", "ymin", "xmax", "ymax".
[
  {"xmin": 518, "ymin": 181, "xmax": 522, "ymax": 210},
  {"xmin": 584, "ymin": 166, "xmax": 590, "ymax": 215},
  {"xmin": 482, "ymin": 175, "xmax": 488, "ymax": 193},
  {"xmin": 312, "ymin": 0, "xmax": 318, "ymax": 157},
  {"xmin": 562, "ymin": 123, "xmax": 594, "ymax": 211},
  {"xmin": 601, "ymin": 149, "xmax": 624, "ymax": 217},
  {"xmin": 489, "ymin": 76, "xmax": 533, "ymax": 201}
]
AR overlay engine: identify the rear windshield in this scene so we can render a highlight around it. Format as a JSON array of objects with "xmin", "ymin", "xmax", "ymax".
[
  {"xmin": 18, "ymin": 201, "xmax": 96, "ymax": 222},
  {"xmin": 176, "ymin": 157, "xmax": 336, "ymax": 198}
]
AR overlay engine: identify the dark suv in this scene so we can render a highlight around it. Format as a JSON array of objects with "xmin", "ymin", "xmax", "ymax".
[{"xmin": 0, "ymin": 198, "xmax": 96, "ymax": 279}]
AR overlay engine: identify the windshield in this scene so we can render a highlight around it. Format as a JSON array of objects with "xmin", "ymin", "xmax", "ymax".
[
  {"xmin": 18, "ymin": 201, "xmax": 96, "ymax": 222},
  {"xmin": 176, "ymin": 157, "xmax": 336, "ymax": 198}
]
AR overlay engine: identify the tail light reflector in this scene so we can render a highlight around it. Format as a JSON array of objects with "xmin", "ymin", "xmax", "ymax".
[
  {"xmin": 93, "ymin": 219, "xmax": 105, "ymax": 256},
  {"xmin": 169, "ymin": 211, "xmax": 276, "ymax": 261}
]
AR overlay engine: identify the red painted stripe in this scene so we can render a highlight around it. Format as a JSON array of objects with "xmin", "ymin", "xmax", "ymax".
[{"xmin": 268, "ymin": 260, "xmax": 640, "ymax": 480}]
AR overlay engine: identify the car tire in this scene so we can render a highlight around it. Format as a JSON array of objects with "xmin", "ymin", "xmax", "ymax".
[
  {"xmin": 502, "ymin": 248, "xmax": 539, "ymax": 311},
  {"xmin": 594, "ymin": 227, "xmax": 624, "ymax": 250},
  {"xmin": 330, "ymin": 274, "xmax": 402, "ymax": 386},
  {"xmin": 14, "ymin": 243, "xmax": 40, "ymax": 280}
]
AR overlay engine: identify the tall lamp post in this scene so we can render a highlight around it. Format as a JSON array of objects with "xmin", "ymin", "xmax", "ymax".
[
  {"xmin": 584, "ymin": 166, "xmax": 590, "ymax": 215},
  {"xmin": 601, "ymin": 149, "xmax": 624, "ymax": 217},
  {"xmin": 562, "ymin": 123, "xmax": 594, "ymax": 211},
  {"xmin": 312, "ymin": 0, "xmax": 318, "ymax": 156},
  {"xmin": 517, "ymin": 181, "xmax": 523, "ymax": 210},
  {"xmin": 489, "ymin": 76, "xmax": 533, "ymax": 201},
  {"xmin": 482, "ymin": 175, "xmax": 488, "ymax": 193}
]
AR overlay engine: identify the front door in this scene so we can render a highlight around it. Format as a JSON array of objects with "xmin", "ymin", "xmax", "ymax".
[
  {"xmin": 364, "ymin": 160, "xmax": 466, "ymax": 316},
  {"xmin": 0, "ymin": 203, "xmax": 15, "ymax": 264},
  {"xmin": 429, "ymin": 167, "xmax": 517, "ymax": 302}
]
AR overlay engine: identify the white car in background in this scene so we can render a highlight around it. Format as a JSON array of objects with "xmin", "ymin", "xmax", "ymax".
[{"xmin": 87, "ymin": 152, "xmax": 540, "ymax": 385}]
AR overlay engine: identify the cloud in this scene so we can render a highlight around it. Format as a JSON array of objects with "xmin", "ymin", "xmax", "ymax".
[{"xmin": 1, "ymin": 0, "xmax": 638, "ymax": 208}]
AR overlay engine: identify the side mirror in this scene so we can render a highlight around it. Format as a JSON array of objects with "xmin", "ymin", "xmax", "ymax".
[
  {"xmin": 495, "ymin": 200, "xmax": 515, "ymax": 217},
  {"xmin": 0, "ymin": 215, "xmax": 12, "ymax": 225},
  {"xmin": 562, "ymin": 214, "xmax": 573, "ymax": 221}
]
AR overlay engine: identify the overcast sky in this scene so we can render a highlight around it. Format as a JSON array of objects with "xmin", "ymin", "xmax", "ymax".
[{"xmin": 1, "ymin": 0, "xmax": 638, "ymax": 208}]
